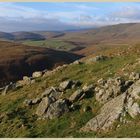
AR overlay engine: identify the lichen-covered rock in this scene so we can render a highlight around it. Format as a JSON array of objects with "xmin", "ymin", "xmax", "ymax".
[
  {"xmin": 126, "ymin": 97, "xmax": 140, "ymax": 118},
  {"xmin": 36, "ymin": 96, "xmax": 55, "ymax": 116},
  {"xmin": 81, "ymin": 93, "xmax": 126, "ymax": 132},
  {"xmin": 95, "ymin": 77, "xmax": 129, "ymax": 104},
  {"xmin": 44, "ymin": 99, "xmax": 69, "ymax": 119}
]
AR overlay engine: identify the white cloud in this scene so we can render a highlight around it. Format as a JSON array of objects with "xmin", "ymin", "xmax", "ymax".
[{"xmin": 0, "ymin": 3, "xmax": 139, "ymax": 32}]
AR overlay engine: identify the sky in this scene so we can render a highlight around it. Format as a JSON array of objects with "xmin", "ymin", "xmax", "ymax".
[{"xmin": 0, "ymin": 2, "xmax": 140, "ymax": 32}]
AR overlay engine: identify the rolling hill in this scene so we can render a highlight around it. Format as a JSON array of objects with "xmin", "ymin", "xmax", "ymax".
[{"xmin": 0, "ymin": 41, "xmax": 82, "ymax": 86}]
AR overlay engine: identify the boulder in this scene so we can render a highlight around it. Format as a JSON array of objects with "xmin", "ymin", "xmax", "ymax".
[
  {"xmin": 69, "ymin": 89, "xmax": 84, "ymax": 102},
  {"xmin": 127, "ymin": 97, "xmax": 140, "ymax": 118},
  {"xmin": 32, "ymin": 71, "xmax": 43, "ymax": 78},
  {"xmin": 82, "ymin": 84, "xmax": 94, "ymax": 93},
  {"xmin": 36, "ymin": 96, "xmax": 54, "ymax": 116},
  {"xmin": 59, "ymin": 80, "xmax": 73, "ymax": 91},
  {"xmin": 81, "ymin": 93, "xmax": 126, "ymax": 132},
  {"xmin": 86, "ymin": 55, "xmax": 108, "ymax": 63},
  {"xmin": 44, "ymin": 99, "xmax": 69, "ymax": 119},
  {"xmin": 73, "ymin": 60, "xmax": 82, "ymax": 65},
  {"xmin": 41, "ymin": 87, "xmax": 62, "ymax": 100},
  {"xmin": 17, "ymin": 76, "xmax": 31, "ymax": 86}
]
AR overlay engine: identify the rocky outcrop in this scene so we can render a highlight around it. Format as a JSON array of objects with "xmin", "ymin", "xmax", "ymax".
[
  {"xmin": 95, "ymin": 77, "xmax": 133, "ymax": 104},
  {"xmin": 81, "ymin": 93, "xmax": 126, "ymax": 132},
  {"xmin": 81, "ymin": 74, "xmax": 140, "ymax": 132}
]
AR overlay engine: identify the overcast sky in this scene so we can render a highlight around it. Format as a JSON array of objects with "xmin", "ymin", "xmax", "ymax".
[{"xmin": 0, "ymin": 2, "xmax": 140, "ymax": 32}]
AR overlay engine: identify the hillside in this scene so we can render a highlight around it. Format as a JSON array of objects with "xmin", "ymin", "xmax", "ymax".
[
  {"xmin": 0, "ymin": 41, "xmax": 82, "ymax": 86},
  {"xmin": 1, "ymin": 43, "xmax": 140, "ymax": 137},
  {"xmin": 21, "ymin": 23, "xmax": 140, "ymax": 53}
]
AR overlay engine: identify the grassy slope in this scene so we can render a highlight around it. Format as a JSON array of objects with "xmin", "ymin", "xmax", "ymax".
[
  {"xmin": 22, "ymin": 39, "xmax": 77, "ymax": 51},
  {"xmin": 1, "ymin": 44, "xmax": 140, "ymax": 137}
]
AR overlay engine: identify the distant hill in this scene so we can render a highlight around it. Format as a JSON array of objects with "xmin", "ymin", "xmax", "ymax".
[
  {"xmin": 12, "ymin": 32, "xmax": 46, "ymax": 41},
  {"xmin": 0, "ymin": 41, "xmax": 82, "ymax": 86},
  {"xmin": 0, "ymin": 32, "xmax": 45, "ymax": 41},
  {"xmin": 0, "ymin": 32, "xmax": 14, "ymax": 40},
  {"xmin": 57, "ymin": 23, "xmax": 140, "ymax": 45}
]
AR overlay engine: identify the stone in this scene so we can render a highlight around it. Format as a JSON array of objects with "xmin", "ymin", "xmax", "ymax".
[
  {"xmin": 44, "ymin": 99, "xmax": 69, "ymax": 119},
  {"xmin": 32, "ymin": 71, "xmax": 43, "ymax": 78},
  {"xmin": 83, "ymin": 106, "xmax": 92, "ymax": 112},
  {"xmin": 1, "ymin": 82, "xmax": 15, "ymax": 95},
  {"xmin": 24, "ymin": 99, "xmax": 32, "ymax": 106},
  {"xmin": 59, "ymin": 80, "xmax": 73, "ymax": 91},
  {"xmin": 95, "ymin": 77, "xmax": 130, "ymax": 104},
  {"xmin": 81, "ymin": 93, "xmax": 126, "ymax": 132},
  {"xmin": 36, "ymin": 96, "xmax": 54, "ymax": 116},
  {"xmin": 17, "ymin": 76, "xmax": 31, "ymax": 86},
  {"xmin": 127, "ymin": 99, "xmax": 140, "ymax": 118},
  {"xmin": 69, "ymin": 89, "xmax": 84, "ymax": 102},
  {"xmin": 32, "ymin": 98, "xmax": 42, "ymax": 104},
  {"xmin": 41, "ymin": 87, "xmax": 62, "ymax": 100},
  {"xmin": 71, "ymin": 80, "xmax": 81, "ymax": 89},
  {"xmin": 82, "ymin": 84, "xmax": 94, "ymax": 93},
  {"xmin": 41, "ymin": 88, "xmax": 54, "ymax": 98},
  {"xmin": 129, "ymin": 72, "xmax": 140, "ymax": 81},
  {"xmin": 128, "ymin": 80, "xmax": 140, "ymax": 100},
  {"xmin": 73, "ymin": 60, "xmax": 82, "ymax": 65},
  {"xmin": 86, "ymin": 55, "xmax": 108, "ymax": 63}
]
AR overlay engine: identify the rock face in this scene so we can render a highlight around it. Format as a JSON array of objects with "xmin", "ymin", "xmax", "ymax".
[
  {"xmin": 81, "ymin": 93, "xmax": 126, "ymax": 132},
  {"xmin": 44, "ymin": 99, "xmax": 69, "ymax": 119}
]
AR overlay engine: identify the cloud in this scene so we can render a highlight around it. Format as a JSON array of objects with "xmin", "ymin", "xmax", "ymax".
[{"xmin": 0, "ymin": 2, "xmax": 139, "ymax": 32}]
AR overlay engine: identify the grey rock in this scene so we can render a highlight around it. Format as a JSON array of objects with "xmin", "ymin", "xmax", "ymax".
[
  {"xmin": 41, "ymin": 87, "xmax": 62, "ymax": 100},
  {"xmin": 32, "ymin": 71, "xmax": 43, "ymax": 78},
  {"xmin": 81, "ymin": 93, "xmax": 126, "ymax": 132},
  {"xmin": 59, "ymin": 80, "xmax": 73, "ymax": 91},
  {"xmin": 82, "ymin": 84, "xmax": 94, "ymax": 93},
  {"xmin": 1, "ymin": 82, "xmax": 16, "ymax": 95},
  {"xmin": 127, "ymin": 97, "xmax": 140, "ymax": 118},
  {"xmin": 36, "ymin": 96, "xmax": 54, "ymax": 116},
  {"xmin": 44, "ymin": 99, "xmax": 69, "ymax": 119},
  {"xmin": 32, "ymin": 98, "xmax": 42, "ymax": 104},
  {"xmin": 129, "ymin": 72, "xmax": 140, "ymax": 81},
  {"xmin": 86, "ymin": 55, "xmax": 108, "ymax": 63},
  {"xmin": 69, "ymin": 89, "xmax": 84, "ymax": 102}
]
